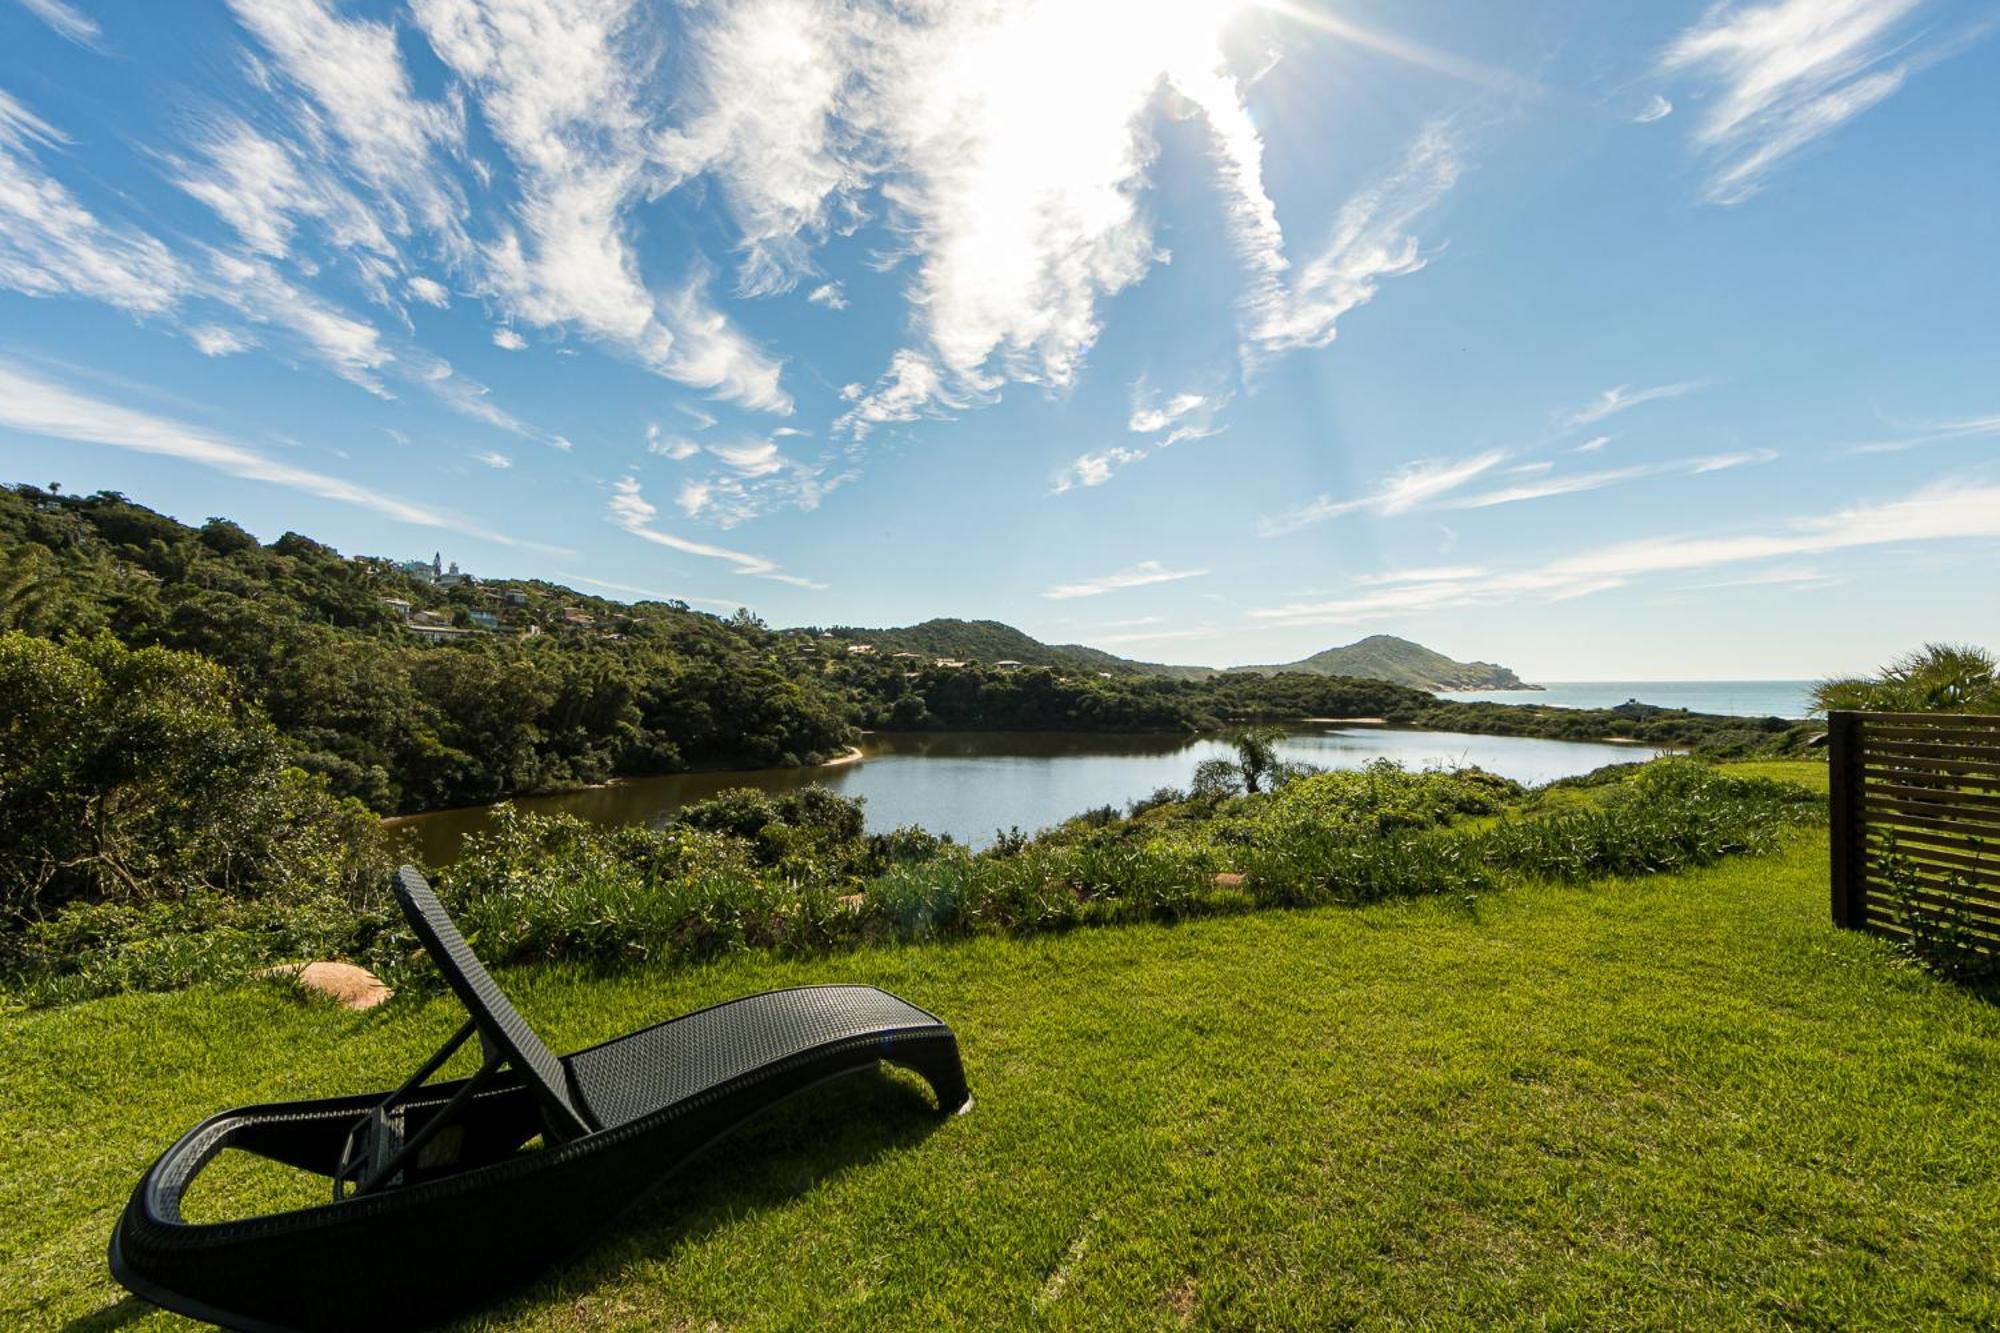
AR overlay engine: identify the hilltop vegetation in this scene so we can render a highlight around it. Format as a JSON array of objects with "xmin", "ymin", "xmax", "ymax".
[
  {"xmin": 812, "ymin": 618, "xmax": 1216, "ymax": 680},
  {"xmin": 1230, "ymin": 632, "xmax": 1533, "ymax": 691},
  {"xmin": 815, "ymin": 622, "xmax": 1534, "ymax": 691}
]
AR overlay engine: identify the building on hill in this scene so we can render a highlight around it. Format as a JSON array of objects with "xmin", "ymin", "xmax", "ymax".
[
  {"xmin": 466, "ymin": 610, "xmax": 499, "ymax": 631},
  {"xmin": 500, "ymin": 589, "xmax": 528, "ymax": 607},
  {"xmin": 993, "ymin": 659, "xmax": 1024, "ymax": 670},
  {"xmin": 378, "ymin": 597, "xmax": 412, "ymax": 619}
]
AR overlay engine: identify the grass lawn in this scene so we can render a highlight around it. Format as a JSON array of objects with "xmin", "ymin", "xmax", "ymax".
[{"xmin": 9, "ymin": 762, "xmax": 2000, "ymax": 1330}]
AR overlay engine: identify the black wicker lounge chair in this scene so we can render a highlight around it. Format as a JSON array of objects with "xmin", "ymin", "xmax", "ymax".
[{"xmin": 110, "ymin": 866, "xmax": 971, "ymax": 1332}]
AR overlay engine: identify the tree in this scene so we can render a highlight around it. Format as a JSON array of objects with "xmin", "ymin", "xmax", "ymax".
[
  {"xmin": 1814, "ymin": 643, "xmax": 1999, "ymax": 716},
  {"xmin": 1232, "ymin": 725, "xmax": 1288, "ymax": 795}
]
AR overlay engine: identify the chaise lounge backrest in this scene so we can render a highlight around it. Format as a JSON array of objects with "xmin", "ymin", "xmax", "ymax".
[{"xmin": 392, "ymin": 867, "xmax": 595, "ymax": 1141}]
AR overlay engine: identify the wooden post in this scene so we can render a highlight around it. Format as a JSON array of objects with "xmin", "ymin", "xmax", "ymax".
[{"xmin": 1827, "ymin": 710, "xmax": 1863, "ymax": 929}]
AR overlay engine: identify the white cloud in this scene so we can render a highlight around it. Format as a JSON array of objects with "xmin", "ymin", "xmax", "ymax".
[
  {"xmin": 189, "ymin": 325, "xmax": 253, "ymax": 357},
  {"xmin": 406, "ymin": 275, "xmax": 450, "ymax": 307},
  {"xmin": 806, "ymin": 281, "xmax": 847, "ymax": 309},
  {"xmin": 1565, "ymin": 381, "xmax": 1698, "ymax": 427},
  {"xmin": 206, "ymin": 249, "xmax": 393, "ymax": 394},
  {"xmin": 1443, "ymin": 449, "xmax": 1776, "ymax": 509},
  {"xmin": 1350, "ymin": 565, "xmax": 1488, "ymax": 585},
  {"xmin": 171, "ymin": 118, "xmax": 392, "ymax": 264},
  {"xmin": 473, "ymin": 450, "xmax": 512, "ymax": 469},
  {"xmin": 411, "ymin": 0, "xmax": 792, "ymax": 413},
  {"xmin": 708, "ymin": 437, "xmax": 785, "ymax": 477},
  {"xmin": 1847, "ymin": 412, "xmax": 2000, "ymax": 455},
  {"xmin": 1043, "ymin": 559, "xmax": 1209, "ymax": 600},
  {"xmin": 224, "ymin": 0, "xmax": 466, "ymax": 243},
  {"xmin": 492, "ymin": 327, "xmax": 527, "ymax": 351},
  {"xmin": 1251, "ymin": 476, "xmax": 2000, "ymax": 625},
  {"xmin": 1052, "ymin": 446, "xmax": 1148, "ymax": 494},
  {"xmin": 655, "ymin": 0, "xmax": 858, "ymax": 299},
  {"xmin": 676, "ymin": 479, "xmax": 712, "ymax": 517},
  {"xmin": 14, "ymin": 0, "xmax": 99, "ymax": 43},
  {"xmin": 607, "ymin": 475, "xmax": 822, "ymax": 587},
  {"xmin": 834, "ymin": 349, "xmax": 955, "ymax": 439},
  {"xmin": 646, "ymin": 423, "xmax": 702, "ymax": 460},
  {"xmin": 675, "ymin": 403, "xmax": 719, "ymax": 431},
  {"xmin": 1573, "ymin": 434, "xmax": 1610, "ymax": 454},
  {"xmin": 1259, "ymin": 450, "xmax": 1506, "ymax": 535},
  {"xmin": 1633, "ymin": 94, "xmax": 1674, "ymax": 124},
  {"xmin": 1127, "ymin": 383, "xmax": 1226, "ymax": 448},
  {"xmin": 0, "ymin": 90, "xmax": 188, "ymax": 315},
  {"xmin": 1658, "ymin": 0, "xmax": 1935, "ymax": 204},
  {"xmin": 1234, "ymin": 120, "xmax": 1463, "ymax": 359},
  {"xmin": 0, "ymin": 359, "xmax": 558, "ymax": 550},
  {"xmin": 550, "ymin": 434, "xmax": 573, "ymax": 452}
]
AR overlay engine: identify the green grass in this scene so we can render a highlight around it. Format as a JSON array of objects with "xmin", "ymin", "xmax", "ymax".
[{"xmin": 9, "ymin": 765, "xmax": 1999, "ymax": 1329}]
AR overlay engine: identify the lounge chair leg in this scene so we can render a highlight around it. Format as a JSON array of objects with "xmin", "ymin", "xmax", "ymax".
[{"xmin": 889, "ymin": 1038, "xmax": 973, "ymax": 1116}]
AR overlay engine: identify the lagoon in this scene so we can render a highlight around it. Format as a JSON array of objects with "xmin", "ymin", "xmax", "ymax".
[{"xmin": 392, "ymin": 726, "xmax": 1662, "ymax": 866}]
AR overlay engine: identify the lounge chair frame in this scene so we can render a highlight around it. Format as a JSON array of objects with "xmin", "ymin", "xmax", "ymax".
[{"xmin": 109, "ymin": 867, "xmax": 971, "ymax": 1332}]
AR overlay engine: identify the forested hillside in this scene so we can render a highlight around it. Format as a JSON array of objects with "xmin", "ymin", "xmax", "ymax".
[
  {"xmin": 0, "ymin": 486, "xmax": 1436, "ymax": 814},
  {"xmin": 1230, "ymin": 634, "xmax": 1533, "ymax": 691},
  {"xmin": 812, "ymin": 618, "xmax": 1216, "ymax": 679}
]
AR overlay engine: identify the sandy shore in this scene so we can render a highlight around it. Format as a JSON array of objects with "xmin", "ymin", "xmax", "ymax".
[
  {"xmin": 819, "ymin": 745, "xmax": 867, "ymax": 768},
  {"xmin": 1298, "ymin": 716, "xmax": 1389, "ymax": 726}
]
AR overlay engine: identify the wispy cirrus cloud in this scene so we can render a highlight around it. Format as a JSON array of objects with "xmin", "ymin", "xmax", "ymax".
[
  {"xmin": 1443, "ymin": 449, "xmax": 1777, "ymax": 508},
  {"xmin": 1252, "ymin": 476, "xmax": 2000, "ymax": 625},
  {"xmin": 1564, "ymin": 381, "xmax": 1699, "ymax": 427},
  {"xmin": 1052, "ymin": 446, "xmax": 1149, "ymax": 494},
  {"xmin": 1655, "ymin": 0, "xmax": 1966, "ymax": 205},
  {"xmin": 14, "ymin": 0, "xmax": 98, "ymax": 44},
  {"xmin": 1233, "ymin": 121, "xmax": 1464, "ymax": 361},
  {"xmin": 1043, "ymin": 559, "xmax": 1209, "ymax": 600},
  {"xmin": 1633, "ymin": 94, "xmax": 1674, "ymax": 124},
  {"xmin": 1847, "ymin": 412, "xmax": 2000, "ymax": 455},
  {"xmin": 1259, "ymin": 450, "xmax": 1507, "ymax": 535},
  {"xmin": 0, "ymin": 90, "xmax": 189, "ymax": 314},
  {"xmin": 0, "ymin": 358, "xmax": 561, "ymax": 551},
  {"xmin": 607, "ymin": 475, "xmax": 822, "ymax": 587}
]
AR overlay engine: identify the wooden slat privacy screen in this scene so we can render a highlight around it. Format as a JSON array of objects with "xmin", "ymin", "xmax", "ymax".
[{"xmin": 1828, "ymin": 710, "xmax": 2000, "ymax": 944}]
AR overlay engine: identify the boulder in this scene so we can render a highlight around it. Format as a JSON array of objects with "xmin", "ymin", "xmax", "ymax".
[{"xmin": 265, "ymin": 961, "xmax": 392, "ymax": 1011}]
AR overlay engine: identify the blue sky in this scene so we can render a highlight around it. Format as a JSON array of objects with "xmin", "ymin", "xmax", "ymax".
[{"xmin": 1, "ymin": 0, "xmax": 1995, "ymax": 679}]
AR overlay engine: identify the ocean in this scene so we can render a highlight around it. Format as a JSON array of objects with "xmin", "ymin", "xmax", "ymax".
[{"xmin": 1436, "ymin": 680, "xmax": 1817, "ymax": 720}]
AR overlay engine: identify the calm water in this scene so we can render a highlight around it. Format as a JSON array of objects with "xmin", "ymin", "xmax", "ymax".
[
  {"xmin": 392, "ymin": 727, "xmax": 1664, "ymax": 865},
  {"xmin": 1438, "ymin": 679, "xmax": 1815, "ymax": 718}
]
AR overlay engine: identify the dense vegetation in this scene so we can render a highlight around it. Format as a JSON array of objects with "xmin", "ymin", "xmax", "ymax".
[
  {"xmin": 1814, "ymin": 641, "xmax": 2000, "ymax": 714},
  {"xmin": 1231, "ymin": 631, "xmax": 1528, "ymax": 690},
  {"xmin": 0, "ymin": 721, "xmax": 1822, "ymax": 1006},
  {"xmin": 0, "ymin": 483, "xmax": 1832, "ymax": 1008},
  {"xmin": 8, "ymin": 483, "xmax": 1806, "ymax": 823}
]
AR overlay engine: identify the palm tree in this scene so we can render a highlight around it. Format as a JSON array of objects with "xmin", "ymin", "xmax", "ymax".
[{"xmin": 1813, "ymin": 643, "xmax": 2000, "ymax": 716}]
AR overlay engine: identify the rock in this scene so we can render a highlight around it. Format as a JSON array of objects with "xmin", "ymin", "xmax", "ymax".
[
  {"xmin": 1212, "ymin": 873, "xmax": 1245, "ymax": 889},
  {"xmin": 265, "ymin": 961, "xmax": 392, "ymax": 1011}
]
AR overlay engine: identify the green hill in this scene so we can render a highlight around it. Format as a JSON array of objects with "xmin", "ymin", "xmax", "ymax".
[
  {"xmin": 813, "ymin": 622, "xmax": 1530, "ymax": 692},
  {"xmin": 808, "ymin": 618, "xmax": 1217, "ymax": 680},
  {"xmin": 1230, "ymin": 634, "xmax": 1535, "ymax": 692}
]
